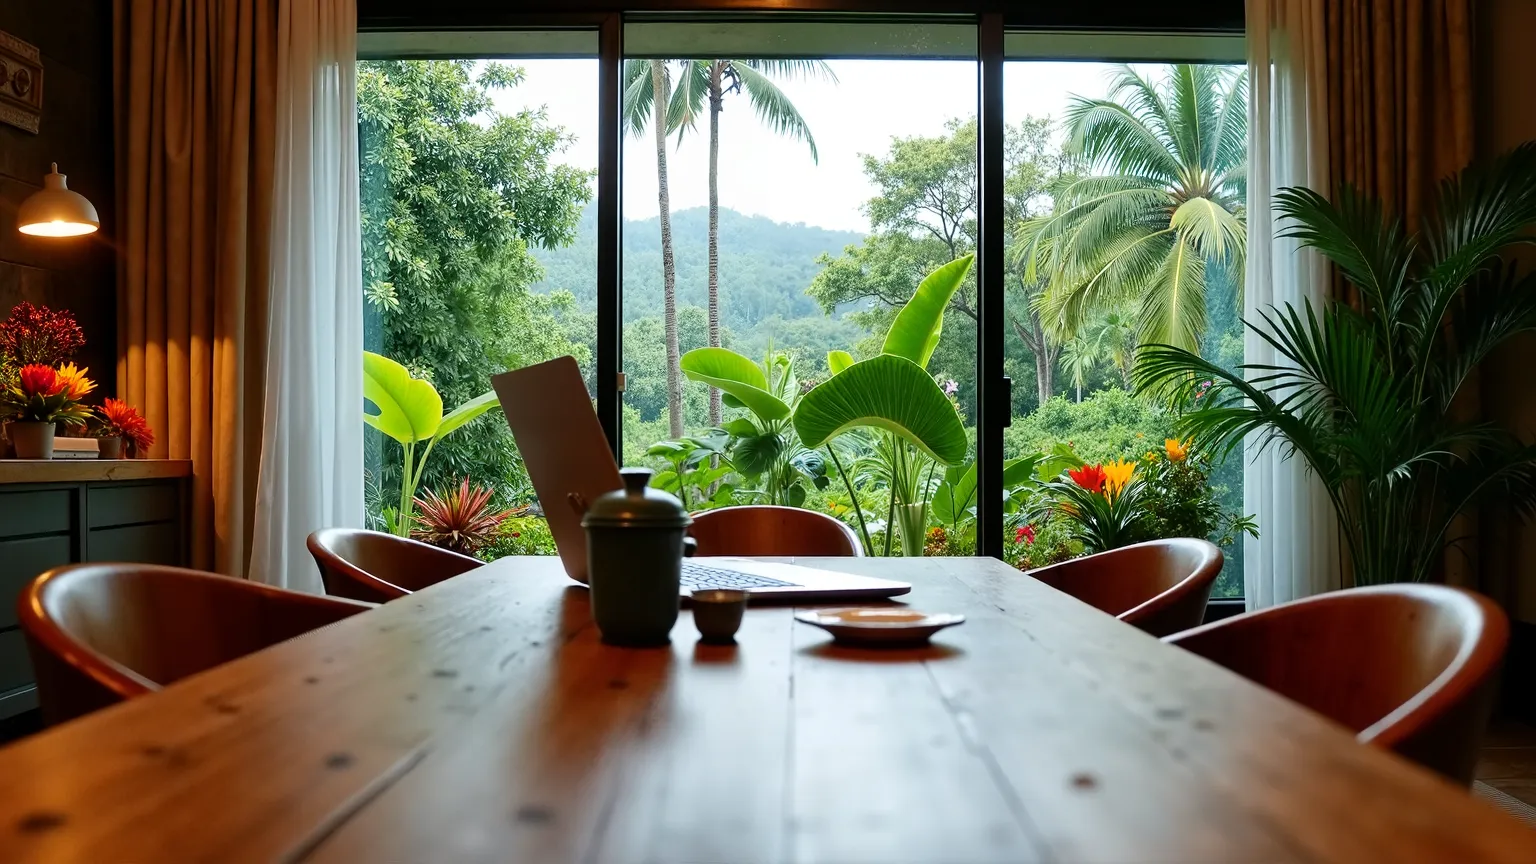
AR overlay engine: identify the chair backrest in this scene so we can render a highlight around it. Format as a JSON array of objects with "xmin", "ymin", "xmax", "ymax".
[
  {"xmin": 1026, "ymin": 538, "xmax": 1222, "ymax": 637},
  {"xmin": 1166, "ymin": 584, "xmax": 1509, "ymax": 785},
  {"xmin": 689, "ymin": 505, "xmax": 863, "ymax": 557},
  {"xmin": 307, "ymin": 528, "xmax": 483, "ymax": 603},
  {"xmin": 17, "ymin": 563, "xmax": 373, "ymax": 725}
]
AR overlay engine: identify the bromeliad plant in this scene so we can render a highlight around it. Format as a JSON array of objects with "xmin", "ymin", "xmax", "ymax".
[
  {"xmin": 0, "ymin": 363, "xmax": 95, "ymax": 427},
  {"xmin": 1042, "ymin": 458, "xmax": 1151, "ymax": 553},
  {"xmin": 1136, "ymin": 142, "xmax": 1536, "ymax": 586},
  {"xmin": 363, "ymin": 351, "xmax": 500, "ymax": 536},
  {"xmin": 411, "ymin": 477, "xmax": 512, "ymax": 557}
]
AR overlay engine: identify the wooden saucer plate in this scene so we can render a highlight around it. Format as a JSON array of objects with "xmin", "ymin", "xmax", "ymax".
[{"xmin": 794, "ymin": 608, "xmax": 965, "ymax": 646}]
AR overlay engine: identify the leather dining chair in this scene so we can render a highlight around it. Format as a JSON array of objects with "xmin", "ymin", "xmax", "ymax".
[
  {"xmin": 1166, "ymin": 584, "xmax": 1509, "ymax": 785},
  {"xmin": 1026, "ymin": 538, "xmax": 1222, "ymax": 637},
  {"xmin": 307, "ymin": 528, "xmax": 483, "ymax": 604},
  {"xmin": 689, "ymin": 505, "xmax": 863, "ymax": 557},
  {"xmin": 17, "ymin": 563, "xmax": 373, "ymax": 725}
]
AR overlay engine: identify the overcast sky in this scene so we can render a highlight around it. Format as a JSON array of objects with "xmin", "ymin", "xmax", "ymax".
[{"xmin": 490, "ymin": 59, "xmax": 1123, "ymax": 233}]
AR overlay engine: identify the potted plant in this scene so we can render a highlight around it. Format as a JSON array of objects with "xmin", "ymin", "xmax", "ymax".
[
  {"xmin": 96, "ymin": 397, "xmax": 155, "ymax": 459},
  {"xmin": 1135, "ymin": 142, "xmax": 1536, "ymax": 586},
  {"xmin": 0, "ymin": 363, "xmax": 94, "ymax": 459}
]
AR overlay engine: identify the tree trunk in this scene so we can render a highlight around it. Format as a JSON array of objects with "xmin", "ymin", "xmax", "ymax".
[
  {"xmin": 706, "ymin": 63, "xmax": 723, "ymax": 427},
  {"xmin": 653, "ymin": 60, "xmax": 684, "ymax": 440},
  {"xmin": 1010, "ymin": 309, "xmax": 1059, "ymax": 407}
]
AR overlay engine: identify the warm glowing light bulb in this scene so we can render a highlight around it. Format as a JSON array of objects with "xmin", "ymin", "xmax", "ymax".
[{"xmin": 16, "ymin": 164, "xmax": 99, "ymax": 238}]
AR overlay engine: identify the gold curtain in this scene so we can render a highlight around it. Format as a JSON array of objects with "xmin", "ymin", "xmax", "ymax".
[
  {"xmin": 1325, "ymin": 0, "xmax": 1474, "ymax": 232},
  {"xmin": 114, "ymin": 0, "xmax": 274, "ymax": 574},
  {"xmin": 1321, "ymin": 0, "xmax": 1477, "ymax": 586}
]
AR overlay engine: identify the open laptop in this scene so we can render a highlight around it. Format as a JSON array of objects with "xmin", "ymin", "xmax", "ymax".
[{"xmin": 491, "ymin": 356, "xmax": 910, "ymax": 603}]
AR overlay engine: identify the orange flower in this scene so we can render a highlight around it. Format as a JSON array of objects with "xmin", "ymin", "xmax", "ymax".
[
  {"xmin": 54, "ymin": 362, "xmax": 95, "ymax": 401},
  {"xmin": 1164, "ymin": 438, "xmax": 1190, "ymax": 462},
  {"xmin": 1103, "ymin": 459, "xmax": 1136, "ymax": 499},
  {"xmin": 16, "ymin": 364, "xmax": 61, "ymax": 397}
]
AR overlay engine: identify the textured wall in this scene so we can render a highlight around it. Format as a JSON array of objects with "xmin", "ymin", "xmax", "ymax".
[{"xmin": 0, "ymin": 1, "xmax": 115, "ymax": 393}]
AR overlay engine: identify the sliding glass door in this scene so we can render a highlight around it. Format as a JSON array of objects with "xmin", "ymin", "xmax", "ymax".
[
  {"xmin": 619, "ymin": 20, "xmax": 977, "ymax": 555},
  {"xmin": 1000, "ymin": 31, "xmax": 1250, "ymax": 593}
]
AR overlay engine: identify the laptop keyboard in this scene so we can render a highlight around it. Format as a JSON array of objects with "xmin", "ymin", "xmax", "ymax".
[{"xmin": 681, "ymin": 562, "xmax": 798, "ymax": 591}]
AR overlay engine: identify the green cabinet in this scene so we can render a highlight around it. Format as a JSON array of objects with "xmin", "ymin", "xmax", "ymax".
[{"xmin": 0, "ymin": 462, "xmax": 191, "ymax": 719}]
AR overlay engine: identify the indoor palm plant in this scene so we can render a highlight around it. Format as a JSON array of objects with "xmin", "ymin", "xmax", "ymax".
[{"xmin": 1135, "ymin": 142, "xmax": 1536, "ymax": 586}]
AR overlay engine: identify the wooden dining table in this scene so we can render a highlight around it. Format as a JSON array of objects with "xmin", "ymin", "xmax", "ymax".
[{"xmin": 0, "ymin": 555, "xmax": 1533, "ymax": 862}]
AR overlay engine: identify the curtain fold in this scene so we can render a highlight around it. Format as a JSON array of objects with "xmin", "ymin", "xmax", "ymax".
[
  {"xmin": 248, "ymin": 0, "xmax": 363, "ymax": 592},
  {"xmin": 1243, "ymin": 0, "xmax": 1342, "ymax": 609},
  {"xmin": 116, "ymin": 0, "xmax": 362, "ymax": 584},
  {"xmin": 1324, "ymin": 0, "xmax": 1477, "ymax": 588},
  {"xmin": 115, "ymin": 0, "xmax": 274, "ymax": 575}
]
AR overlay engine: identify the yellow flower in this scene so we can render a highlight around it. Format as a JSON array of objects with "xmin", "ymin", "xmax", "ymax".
[
  {"xmin": 1164, "ymin": 438, "xmax": 1190, "ymax": 462},
  {"xmin": 54, "ymin": 363, "xmax": 95, "ymax": 402},
  {"xmin": 1102, "ymin": 459, "xmax": 1136, "ymax": 499}
]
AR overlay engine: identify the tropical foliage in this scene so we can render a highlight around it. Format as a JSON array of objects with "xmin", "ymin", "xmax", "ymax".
[
  {"xmin": 1136, "ymin": 142, "xmax": 1536, "ymax": 586},
  {"xmin": 359, "ymin": 59, "xmax": 592, "ymax": 497},
  {"xmin": 1019, "ymin": 64, "xmax": 1248, "ymax": 352},
  {"xmin": 363, "ymin": 352, "xmax": 500, "ymax": 536},
  {"xmin": 412, "ymin": 477, "xmax": 513, "ymax": 556}
]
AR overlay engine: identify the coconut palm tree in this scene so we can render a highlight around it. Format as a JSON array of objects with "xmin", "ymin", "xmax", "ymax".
[
  {"xmin": 622, "ymin": 59, "xmax": 685, "ymax": 438},
  {"xmin": 669, "ymin": 59, "xmax": 834, "ymax": 425},
  {"xmin": 1060, "ymin": 308, "xmax": 1138, "ymax": 400},
  {"xmin": 1020, "ymin": 64, "xmax": 1248, "ymax": 353}
]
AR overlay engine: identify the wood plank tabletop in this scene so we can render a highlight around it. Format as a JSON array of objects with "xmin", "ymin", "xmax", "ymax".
[{"xmin": 0, "ymin": 556, "xmax": 1532, "ymax": 863}]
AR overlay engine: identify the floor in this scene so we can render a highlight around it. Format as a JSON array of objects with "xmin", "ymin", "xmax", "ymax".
[{"xmin": 1479, "ymin": 715, "xmax": 1536, "ymax": 808}]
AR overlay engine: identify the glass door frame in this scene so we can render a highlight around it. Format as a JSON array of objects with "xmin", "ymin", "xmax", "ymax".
[{"xmin": 357, "ymin": 0, "xmax": 1244, "ymax": 559}]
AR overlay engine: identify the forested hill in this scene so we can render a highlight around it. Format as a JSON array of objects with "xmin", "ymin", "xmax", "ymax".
[{"xmin": 529, "ymin": 203, "xmax": 864, "ymax": 329}]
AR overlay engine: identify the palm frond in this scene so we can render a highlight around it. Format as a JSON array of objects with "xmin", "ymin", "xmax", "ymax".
[
  {"xmin": 1274, "ymin": 184, "xmax": 1416, "ymax": 361},
  {"xmin": 620, "ymin": 59, "xmax": 656, "ymax": 138},
  {"xmin": 1062, "ymin": 99, "xmax": 1181, "ymax": 184},
  {"xmin": 1137, "ymin": 234, "xmax": 1206, "ymax": 351},
  {"xmin": 730, "ymin": 63, "xmax": 820, "ymax": 163},
  {"xmin": 667, "ymin": 59, "xmax": 710, "ymax": 139},
  {"xmin": 1170, "ymin": 195, "xmax": 1247, "ymax": 265}
]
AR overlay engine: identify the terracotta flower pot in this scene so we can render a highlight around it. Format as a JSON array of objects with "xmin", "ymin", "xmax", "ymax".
[
  {"xmin": 98, "ymin": 436, "xmax": 123, "ymax": 459},
  {"xmin": 11, "ymin": 421, "xmax": 55, "ymax": 459}
]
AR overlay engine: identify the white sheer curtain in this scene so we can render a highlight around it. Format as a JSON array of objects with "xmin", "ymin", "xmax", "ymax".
[
  {"xmin": 250, "ymin": 0, "xmax": 363, "ymax": 592},
  {"xmin": 1243, "ymin": 0, "xmax": 1341, "ymax": 609}
]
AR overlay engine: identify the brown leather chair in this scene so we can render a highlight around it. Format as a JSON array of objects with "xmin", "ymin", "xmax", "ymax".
[
  {"xmin": 307, "ymin": 528, "xmax": 483, "ymax": 603},
  {"xmin": 17, "ymin": 563, "xmax": 373, "ymax": 725},
  {"xmin": 1166, "ymin": 584, "xmax": 1509, "ymax": 785},
  {"xmin": 689, "ymin": 505, "xmax": 863, "ymax": 557},
  {"xmin": 1026, "ymin": 538, "xmax": 1222, "ymax": 637}
]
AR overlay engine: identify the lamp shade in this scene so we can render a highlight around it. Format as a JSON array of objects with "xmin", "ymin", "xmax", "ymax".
[{"xmin": 17, "ymin": 164, "xmax": 99, "ymax": 237}]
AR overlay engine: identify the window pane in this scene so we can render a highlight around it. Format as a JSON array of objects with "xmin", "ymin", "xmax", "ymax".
[
  {"xmin": 1002, "ymin": 58, "xmax": 1249, "ymax": 597},
  {"xmin": 358, "ymin": 41, "xmax": 597, "ymax": 549},
  {"xmin": 621, "ymin": 26, "xmax": 977, "ymax": 557}
]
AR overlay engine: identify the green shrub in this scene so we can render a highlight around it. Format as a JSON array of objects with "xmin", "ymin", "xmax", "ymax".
[
  {"xmin": 478, "ymin": 514, "xmax": 558, "ymax": 561},
  {"xmin": 1005, "ymin": 388, "xmax": 1175, "ymax": 464}
]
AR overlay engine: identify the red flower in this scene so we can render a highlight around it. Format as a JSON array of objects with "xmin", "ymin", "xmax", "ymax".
[
  {"xmin": 0, "ymin": 303, "xmax": 85, "ymax": 366},
  {"xmin": 1067, "ymin": 464, "xmax": 1106, "ymax": 494},
  {"xmin": 17, "ymin": 364, "xmax": 62, "ymax": 397},
  {"xmin": 1021, "ymin": 524, "xmax": 1036, "ymax": 545}
]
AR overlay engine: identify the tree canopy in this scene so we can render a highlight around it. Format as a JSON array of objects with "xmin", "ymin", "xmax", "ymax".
[{"xmin": 359, "ymin": 59, "xmax": 594, "ymax": 497}]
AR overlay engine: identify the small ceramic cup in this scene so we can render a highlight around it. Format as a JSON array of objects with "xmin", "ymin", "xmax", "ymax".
[{"xmin": 691, "ymin": 589, "xmax": 748, "ymax": 644}]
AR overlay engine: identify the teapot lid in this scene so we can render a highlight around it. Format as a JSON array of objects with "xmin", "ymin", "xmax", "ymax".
[{"xmin": 581, "ymin": 468, "xmax": 693, "ymax": 528}]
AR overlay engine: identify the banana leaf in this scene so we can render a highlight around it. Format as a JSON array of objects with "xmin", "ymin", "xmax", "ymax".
[
  {"xmin": 793, "ymin": 354, "xmax": 967, "ymax": 465},
  {"xmin": 680, "ymin": 347, "xmax": 791, "ymax": 421},
  {"xmin": 363, "ymin": 351, "xmax": 442, "ymax": 444},
  {"xmin": 881, "ymin": 254, "xmax": 975, "ymax": 369}
]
